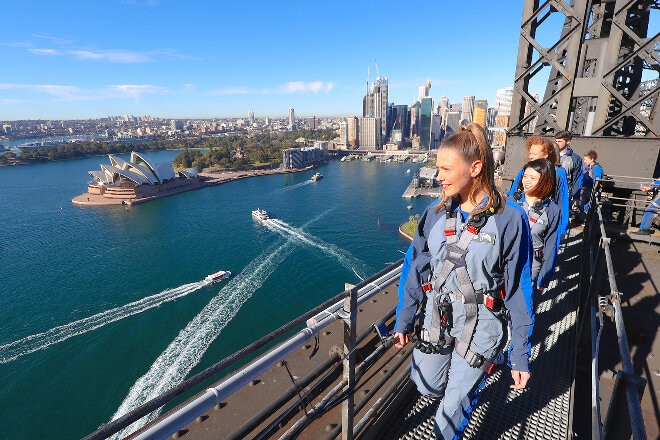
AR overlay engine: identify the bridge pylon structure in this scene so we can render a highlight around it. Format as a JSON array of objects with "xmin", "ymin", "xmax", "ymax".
[{"xmin": 503, "ymin": 0, "xmax": 660, "ymax": 187}]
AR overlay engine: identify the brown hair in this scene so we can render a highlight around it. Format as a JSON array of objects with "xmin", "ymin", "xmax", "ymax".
[
  {"xmin": 517, "ymin": 158, "xmax": 556, "ymax": 199},
  {"xmin": 585, "ymin": 149, "xmax": 598, "ymax": 160},
  {"xmin": 524, "ymin": 135, "xmax": 560, "ymax": 166},
  {"xmin": 555, "ymin": 130, "xmax": 573, "ymax": 141},
  {"xmin": 436, "ymin": 122, "xmax": 503, "ymax": 215}
]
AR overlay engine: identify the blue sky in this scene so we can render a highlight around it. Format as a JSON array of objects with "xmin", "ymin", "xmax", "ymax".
[{"xmin": 0, "ymin": 1, "xmax": 525, "ymax": 120}]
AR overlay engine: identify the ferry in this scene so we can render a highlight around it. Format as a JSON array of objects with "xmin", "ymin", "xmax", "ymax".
[
  {"xmin": 311, "ymin": 172, "xmax": 323, "ymax": 181},
  {"xmin": 203, "ymin": 270, "xmax": 231, "ymax": 284},
  {"xmin": 251, "ymin": 208, "xmax": 269, "ymax": 221}
]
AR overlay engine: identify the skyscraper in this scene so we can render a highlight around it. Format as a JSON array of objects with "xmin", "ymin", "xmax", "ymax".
[
  {"xmin": 363, "ymin": 76, "xmax": 388, "ymax": 141},
  {"xmin": 461, "ymin": 96, "xmax": 475, "ymax": 124},
  {"xmin": 495, "ymin": 87, "xmax": 514, "ymax": 116},
  {"xmin": 288, "ymin": 108, "xmax": 296, "ymax": 131},
  {"xmin": 472, "ymin": 99, "xmax": 488, "ymax": 128},
  {"xmin": 419, "ymin": 97, "xmax": 433, "ymax": 150}
]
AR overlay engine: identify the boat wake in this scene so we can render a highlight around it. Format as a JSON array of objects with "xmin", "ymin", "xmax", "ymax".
[
  {"xmin": 264, "ymin": 218, "xmax": 369, "ymax": 278},
  {"xmin": 110, "ymin": 240, "xmax": 296, "ymax": 438},
  {"xmin": 281, "ymin": 180, "xmax": 313, "ymax": 191},
  {"xmin": 0, "ymin": 281, "xmax": 209, "ymax": 364}
]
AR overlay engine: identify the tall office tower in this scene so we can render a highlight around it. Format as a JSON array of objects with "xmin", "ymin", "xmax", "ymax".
[
  {"xmin": 418, "ymin": 80, "xmax": 431, "ymax": 101},
  {"xmin": 363, "ymin": 76, "xmax": 388, "ymax": 140},
  {"xmin": 409, "ymin": 104, "xmax": 420, "ymax": 138},
  {"xmin": 419, "ymin": 97, "xmax": 433, "ymax": 150},
  {"xmin": 461, "ymin": 96, "xmax": 475, "ymax": 124},
  {"xmin": 438, "ymin": 96, "xmax": 450, "ymax": 122},
  {"xmin": 288, "ymin": 108, "xmax": 297, "ymax": 131},
  {"xmin": 430, "ymin": 112, "xmax": 443, "ymax": 149},
  {"xmin": 445, "ymin": 111, "xmax": 461, "ymax": 134},
  {"xmin": 309, "ymin": 116, "xmax": 318, "ymax": 130},
  {"xmin": 248, "ymin": 110, "xmax": 255, "ymax": 125},
  {"xmin": 359, "ymin": 117, "xmax": 381, "ymax": 150},
  {"xmin": 347, "ymin": 116, "xmax": 359, "ymax": 148},
  {"xmin": 392, "ymin": 105, "xmax": 410, "ymax": 140},
  {"xmin": 339, "ymin": 120, "xmax": 349, "ymax": 146},
  {"xmin": 495, "ymin": 87, "xmax": 514, "ymax": 116},
  {"xmin": 472, "ymin": 99, "xmax": 488, "ymax": 128}
]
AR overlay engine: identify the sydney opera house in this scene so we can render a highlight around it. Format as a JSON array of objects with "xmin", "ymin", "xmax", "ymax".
[{"xmin": 77, "ymin": 152, "xmax": 202, "ymax": 204}]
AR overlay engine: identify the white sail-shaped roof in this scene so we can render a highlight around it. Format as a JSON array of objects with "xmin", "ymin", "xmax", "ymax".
[{"xmin": 87, "ymin": 152, "xmax": 181, "ymax": 188}]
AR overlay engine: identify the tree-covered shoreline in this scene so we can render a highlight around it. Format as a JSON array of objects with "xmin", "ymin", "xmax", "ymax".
[{"xmin": 0, "ymin": 129, "xmax": 336, "ymax": 170}]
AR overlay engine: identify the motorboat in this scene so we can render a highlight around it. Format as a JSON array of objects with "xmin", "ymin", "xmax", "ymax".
[
  {"xmin": 204, "ymin": 270, "xmax": 231, "ymax": 284},
  {"xmin": 311, "ymin": 172, "xmax": 323, "ymax": 181},
  {"xmin": 252, "ymin": 208, "xmax": 269, "ymax": 221}
]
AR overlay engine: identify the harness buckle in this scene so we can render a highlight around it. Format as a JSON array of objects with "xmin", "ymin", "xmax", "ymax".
[
  {"xmin": 444, "ymin": 228, "xmax": 455, "ymax": 236},
  {"xmin": 465, "ymin": 224, "xmax": 478, "ymax": 234},
  {"xmin": 483, "ymin": 292, "xmax": 504, "ymax": 311},
  {"xmin": 421, "ymin": 282, "xmax": 433, "ymax": 292},
  {"xmin": 465, "ymin": 351, "xmax": 484, "ymax": 368}
]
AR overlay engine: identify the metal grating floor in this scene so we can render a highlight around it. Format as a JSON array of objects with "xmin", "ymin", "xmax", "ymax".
[{"xmin": 376, "ymin": 232, "xmax": 582, "ymax": 439}]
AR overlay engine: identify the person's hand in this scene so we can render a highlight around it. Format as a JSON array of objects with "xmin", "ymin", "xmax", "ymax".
[
  {"xmin": 394, "ymin": 332, "xmax": 409, "ymax": 348},
  {"xmin": 510, "ymin": 370, "xmax": 530, "ymax": 389},
  {"xmin": 641, "ymin": 184, "xmax": 653, "ymax": 191}
]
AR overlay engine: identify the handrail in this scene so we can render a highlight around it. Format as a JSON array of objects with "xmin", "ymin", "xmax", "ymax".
[{"xmin": 582, "ymin": 179, "xmax": 648, "ymax": 440}]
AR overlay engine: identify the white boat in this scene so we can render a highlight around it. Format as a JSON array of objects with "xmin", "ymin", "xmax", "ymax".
[
  {"xmin": 204, "ymin": 270, "xmax": 231, "ymax": 283},
  {"xmin": 252, "ymin": 208, "xmax": 269, "ymax": 221},
  {"xmin": 311, "ymin": 172, "xmax": 323, "ymax": 181}
]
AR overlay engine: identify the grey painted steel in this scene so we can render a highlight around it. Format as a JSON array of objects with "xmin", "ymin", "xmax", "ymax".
[
  {"xmin": 501, "ymin": 135, "xmax": 660, "ymax": 183},
  {"xmin": 129, "ymin": 266, "xmax": 402, "ymax": 440}
]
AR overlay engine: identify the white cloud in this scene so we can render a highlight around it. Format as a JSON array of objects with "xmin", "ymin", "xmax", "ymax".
[
  {"xmin": 69, "ymin": 50, "xmax": 152, "ymax": 63},
  {"xmin": 211, "ymin": 81, "xmax": 335, "ymax": 96},
  {"xmin": 107, "ymin": 84, "xmax": 168, "ymax": 101}
]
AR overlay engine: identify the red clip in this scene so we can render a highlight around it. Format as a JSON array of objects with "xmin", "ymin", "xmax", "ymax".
[
  {"xmin": 466, "ymin": 225, "xmax": 477, "ymax": 234},
  {"xmin": 444, "ymin": 229, "xmax": 455, "ymax": 236},
  {"xmin": 499, "ymin": 286, "xmax": 506, "ymax": 299},
  {"xmin": 485, "ymin": 295, "xmax": 495, "ymax": 309},
  {"xmin": 530, "ymin": 217, "xmax": 537, "ymax": 223},
  {"xmin": 421, "ymin": 283, "xmax": 433, "ymax": 292},
  {"xmin": 485, "ymin": 363, "xmax": 495, "ymax": 374}
]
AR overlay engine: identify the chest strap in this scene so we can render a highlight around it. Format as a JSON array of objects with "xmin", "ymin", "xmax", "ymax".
[{"xmin": 429, "ymin": 198, "xmax": 499, "ymax": 372}]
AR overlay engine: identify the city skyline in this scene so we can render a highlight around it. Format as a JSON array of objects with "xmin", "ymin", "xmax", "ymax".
[{"xmin": 1, "ymin": 1, "xmax": 525, "ymax": 121}]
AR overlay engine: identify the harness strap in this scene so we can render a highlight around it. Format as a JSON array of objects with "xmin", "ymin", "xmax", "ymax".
[{"xmin": 431, "ymin": 199, "xmax": 499, "ymax": 372}]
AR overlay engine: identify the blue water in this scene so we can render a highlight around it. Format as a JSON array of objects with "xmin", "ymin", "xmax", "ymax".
[{"xmin": 0, "ymin": 152, "xmax": 428, "ymax": 439}]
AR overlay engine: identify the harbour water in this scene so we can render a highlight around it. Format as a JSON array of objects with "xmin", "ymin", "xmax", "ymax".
[{"xmin": 0, "ymin": 151, "xmax": 428, "ymax": 439}]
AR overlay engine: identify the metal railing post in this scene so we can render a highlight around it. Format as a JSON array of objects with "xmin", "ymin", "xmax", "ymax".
[{"xmin": 341, "ymin": 286, "xmax": 357, "ymax": 440}]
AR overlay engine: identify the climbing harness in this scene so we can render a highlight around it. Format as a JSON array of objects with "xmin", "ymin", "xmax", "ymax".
[{"xmin": 416, "ymin": 196, "xmax": 503, "ymax": 373}]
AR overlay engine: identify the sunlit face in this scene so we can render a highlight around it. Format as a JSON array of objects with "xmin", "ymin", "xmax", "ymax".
[
  {"xmin": 436, "ymin": 148, "xmax": 481, "ymax": 200},
  {"xmin": 555, "ymin": 138, "xmax": 568, "ymax": 152},
  {"xmin": 521, "ymin": 168, "xmax": 541, "ymax": 195},
  {"xmin": 528, "ymin": 144, "xmax": 548, "ymax": 161},
  {"xmin": 584, "ymin": 156, "xmax": 595, "ymax": 167}
]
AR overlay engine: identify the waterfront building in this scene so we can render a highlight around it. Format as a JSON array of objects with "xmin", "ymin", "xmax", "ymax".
[
  {"xmin": 358, "ymin": 117, "xmax": 381, "ymax": 150},
  {"xmin": 282, "ymin": 143, "xmax": 327, "ymax": 168},
  {"xmin": 347, "ymin": 116, "xmax": 359, "ymax": 149}
]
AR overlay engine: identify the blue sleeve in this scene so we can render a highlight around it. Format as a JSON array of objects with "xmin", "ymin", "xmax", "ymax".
[
  {"xmin": 395, "ymin": 243, "xmax": 413, "ymax": 327},
  {"xmin": 500, "ymin": 201, "xmax": 535, "ymax": 372},
  {"xmin": 594, "ymin": 164, "xmax": 603, "ymax": 180},
  {"xmin": 506, "ymin": 168, "xmax": 524, "ymax": 197},
  {"xmin": 394, "ymin": 201, "xmax": 442, "ymax": 334},
  {"xmin": 555, "ymin": 167, "xmax": 570, "ymax": 236},
  {"xmin": 537, "ymin": 203, "xmax": 560, "ymax": 289}
]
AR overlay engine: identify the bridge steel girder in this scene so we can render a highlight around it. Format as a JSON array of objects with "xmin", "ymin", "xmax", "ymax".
[{"xmin": 504, "ymin": 0, "xmax": 660, "ymax": 182}]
